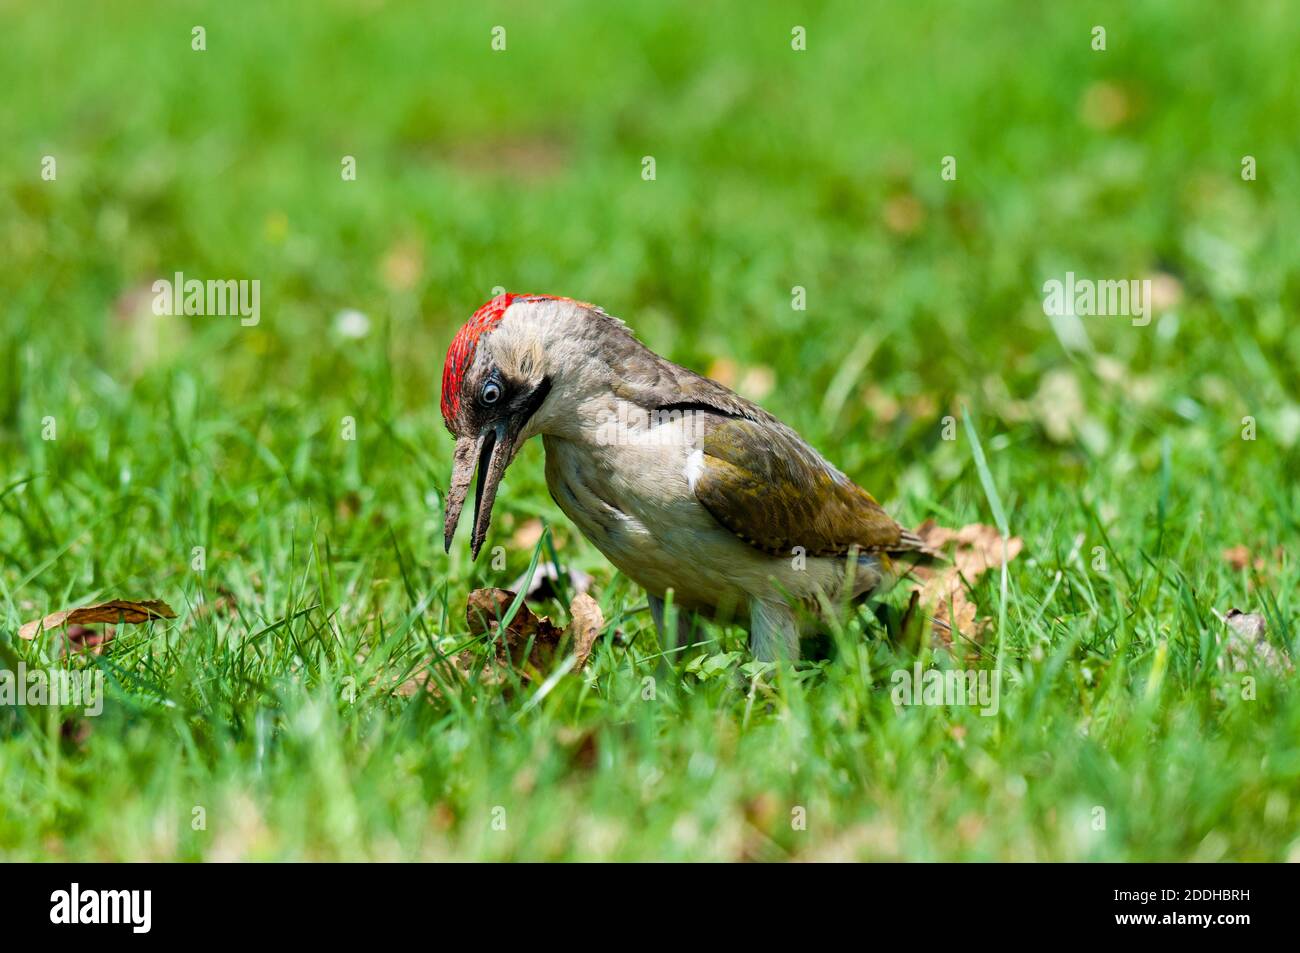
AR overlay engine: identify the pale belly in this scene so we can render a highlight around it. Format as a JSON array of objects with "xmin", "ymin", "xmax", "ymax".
[
  {"xmin": 540, "ymin": 436, "xmax": 883, "ymax": 619},
  {"xmin": 542, "ymin": 435, "xmax": 748, "ymax": 615}
]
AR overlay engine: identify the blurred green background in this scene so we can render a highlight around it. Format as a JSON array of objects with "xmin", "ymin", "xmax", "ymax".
[{"xmin": 1, "ymin": 1, "xmax": 1298, "ymax": 860}]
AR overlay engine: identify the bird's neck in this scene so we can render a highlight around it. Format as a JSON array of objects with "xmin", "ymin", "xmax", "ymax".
[
  {"xmin": 521, "ymin": 369, "xmax": 633, "ymax": 448},
  {"xmin": 516, "ymin": 310, "xmax": 656, "ymax": 448}
]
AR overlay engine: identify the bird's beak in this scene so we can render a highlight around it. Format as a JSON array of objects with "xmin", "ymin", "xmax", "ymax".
[{"xmin": 443, "ymin": 422, "xmax": 516, "ymax": 560}]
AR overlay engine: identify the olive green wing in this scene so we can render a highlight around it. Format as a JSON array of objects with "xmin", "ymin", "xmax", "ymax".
[
  {"xmin": 589, "ymin": 309, "xmax": 923, "ymax": 558},
  {"xmin": 693, "ymin": 415, "xmax": 914, "ymax": 558}
]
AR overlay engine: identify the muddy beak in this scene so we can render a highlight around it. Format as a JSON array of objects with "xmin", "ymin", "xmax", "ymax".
[{"xmin": 443, "ymin": 423, "xmax": 514, "ymax": 560}]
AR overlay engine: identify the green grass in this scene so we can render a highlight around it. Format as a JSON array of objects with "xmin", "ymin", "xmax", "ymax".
[{"xmin": 2, "ymin": 0, "xmax": 1298, "ymax": 860}]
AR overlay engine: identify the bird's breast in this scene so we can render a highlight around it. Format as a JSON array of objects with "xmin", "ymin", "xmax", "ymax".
[
  {"xmin": 541, "ymin": 434, "xmax": 750, "ymax": 614},
  {"xmin": 538, "ymin": 431, "xmax": 889, "ymax": 620}
]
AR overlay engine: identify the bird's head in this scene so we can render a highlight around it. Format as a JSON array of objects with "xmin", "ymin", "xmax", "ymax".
[{"xmin": 440, "ymin": 293, "xmax": 585, "ymax": 558}]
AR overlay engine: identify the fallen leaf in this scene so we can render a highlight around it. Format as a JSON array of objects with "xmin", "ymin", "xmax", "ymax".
[
  {"xmin": 19, "ymin": 599, "xmax": 176, "ymax": 642},
  {"xmin": 882, "ymin": 192, "xmax": 925, "ymax": 236},
  {"xmin": 431, "ymin": 802, "xmax": 456, "ymax": 832},
  {"xmin": 737, "ymin": 365, "xmax": 776, "ymax": 402},
  {"xmin": 569, "ymin": 593, "xmax": 604, "ymax": 671},
  {"xmin": 59, "ymin": 623, "xmax": 114, "ymax": 655},
  {"xmin": 193, "ymin": 586, "xmax": 238, "ymax": 619},
  {"xmin": 1079, "ymin": 80, "xmax": 1132, "ymax": 131},
  {"xmin": 706, "ymin": 360, "xmax": 774, "ymax": 400},
  {"xmin": 916, "ymin": 521, "xmax": 1024, "ymax": 580},
  {"xmin": 335, "ymin": 490, "xmax": 363, "ymax": 521},
  {"xmin": 466, "ymin": 588, "xmax": 565, "ymax": 675},
  {"xmin": 1222, "ymin": 545, "xmax": 1253, "ymax": 572},
  {"xmin": 909, "ymin": 522, "xmax": 1022, "ymax": 646},
  {"xmin": 374, "ymin": 593, "xmax": 550, "ymax": 702},
  {"xmin": 706, "ymin": 357, "xmax": 738, "ymax": 389},
  {"xmin": 1031, "ymin": 369, "xmax": 1085, "ymax": 444},
  {"xmin": 441, "ymin": 135, "xmax": 569, "ymax": 181},
  {"xmin": 1221, "ymin": 544, "xmax": 1283, "ymax": 575},
  {"xmin": 557, "ymin": 725, "xmax": 599, "ymax": 771},
  {"xmin": 743, "ymin": 792, "xmax": 780, "ymax": 830},
  {"xmin": 60, "ymin": 718, "xmax": 93, "ymax": 746},
  {"xmin": 932, "ymin": 588, "xmax": 979, "ymax": 643},
  {"xmin": 380, "ymin": 237, "xmax": 423, "ymax": 292},
  {"xmin": 510, "ymin": 518, "xmax": 545, "ymax": 550},
  {"xmin": 864, "ymin": 385, "xmax": 902, "ymax": 424},
  {"xmin": 1146, "ymin": 271, "xmax": 1184, "ymax": 312},
  {"xmin": 956, "ymin": 812, "xmax": 986, "ymax": 845}
]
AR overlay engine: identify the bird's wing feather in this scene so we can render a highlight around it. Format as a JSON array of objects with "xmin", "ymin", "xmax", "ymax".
[
  {"xmin": 609, "ymin": 349, "xmax": 774, "ymax": 423},
  {"xmin": 694, "ymin": 414, "xmax": 912, "ymax": 558},
  {"xmin": 600, "ymin": 313, "xmax": 923, "ymax": 559}
]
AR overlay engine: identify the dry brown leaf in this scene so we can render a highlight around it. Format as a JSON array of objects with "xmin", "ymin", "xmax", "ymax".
[
  {"xmin": 442, "ymin": 135, "xmax": 569, "ymax": 181},
  {"xmin": 193, "ymin": 587, "xmax": 238, "ymax": 619},
  {"xmin": 916, "ymin": 521, "xmax": 1024, "ymax": 579},
  {"xmin": 863, "ymin": 385, "xmax": 901, "ymax": 424},
  {"xmin": 58, "ymin": 624, "xmax": 114, "ymax": 656},
  {"xmin": 737, "ymin": 365, "xmax": 776, "ymax": 402},
  {"xmin": 466, "ymin": 588, "xmax": 565, "ymax": 675},
  {"xmin": 932, "ymin": 589, "xmax": 979, "ymax": 642},
  {"xmin": 706, "ymin": 357, "xmax": 738, "ymax": 389},
  {"xmin": 510, "ymin": 518, "xmax": 545, "ymax": 550},
  {"xmin": 705, "ymin": 360, "xmax": 774, "ymax": 400},
  {"xmin": 379, "ymin": 237, "xmax": 423, "ymax": 292},
  {"xmin": 1222, "ymin": 545, "xmax": 1253, "ymax": 571},
  {"xmin": 379, "ymin": 656, "xmax": 454, "ymax": 699},
  {"xmin": 1031, "ymin": 369, "xmax": 1085, "ymax": 444},
  {"xmin": 19, "ymin": 599, "xmax": 176, "ymax": 642},
  {"xmin": 383, "ymin": 589, "xmax": 609, "ymax": 701},
  {"xmin": 883, "ymin": 193, "xmax": 925, "ymax": 236},
  {"xmin": 556, "ymin": 725, "xmax": 600, "ymax": 771},
  {"xmin": 60, "ymin": 717, "xmax": 93, "ymax": 747},
  {"xmin": 910, "ymin": 521, "xmax": 1022, "ymax": 646},
  {"xmin": 1080, "ymin": 80, "xmax": 1132, "ymax": 131},
  {"xmin": 1146, "ymin": 271, "xmax": 1184, "ymax": 312},
  {"xmin": 1221, "ymin": 545, "xmax": 1284, "ymax": 575},
  {"xmin": 569, "ymin": 593, "xmax": 604, "ymax": 671}
]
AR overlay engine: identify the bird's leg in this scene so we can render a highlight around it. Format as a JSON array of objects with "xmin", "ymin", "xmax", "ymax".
[
  {"xmin": 648, "ymin": 593, "xmax": 695, "ymax": 663},
  {"xmin": 749, "ymin": 599, "xmax": 801, "ymax": 662}
]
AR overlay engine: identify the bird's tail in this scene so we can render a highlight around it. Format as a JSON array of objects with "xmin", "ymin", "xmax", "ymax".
[{"xmin": 891, "ymin": 527, "xmax": 946, "ymax": 569}]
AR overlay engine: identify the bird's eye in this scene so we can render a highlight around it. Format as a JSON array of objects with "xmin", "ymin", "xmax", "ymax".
[{"xmin": 481, "ymin": 381, "xmax": 502, "ymax": 405}]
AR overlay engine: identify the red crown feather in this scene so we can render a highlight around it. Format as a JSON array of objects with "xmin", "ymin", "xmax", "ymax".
[
  {"xmin": 440, "ymin": 294, "xmax": 519, "ymax": 421},
  {"xmin": 441, "ymin": 293, "xmax": 597, "ymax": 421}
]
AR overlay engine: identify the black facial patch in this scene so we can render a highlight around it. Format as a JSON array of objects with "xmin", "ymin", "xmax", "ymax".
[
  {"xmin": 513, "ymin": 376, "xmax": 552, "ymax": 433},
  {"xmin": 458, "ymin": 366, "xmax": 550, "ymax": 437}
]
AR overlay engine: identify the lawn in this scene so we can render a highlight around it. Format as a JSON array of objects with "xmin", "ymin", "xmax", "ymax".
[{"xmin": 1, "ymin": 0, "xmax": 1298, "ymax": 860}]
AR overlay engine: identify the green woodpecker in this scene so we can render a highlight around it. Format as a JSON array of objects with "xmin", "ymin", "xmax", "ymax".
[{"xmin": 441, "ymin": 294, "xmax": 930, "ymax": 661}]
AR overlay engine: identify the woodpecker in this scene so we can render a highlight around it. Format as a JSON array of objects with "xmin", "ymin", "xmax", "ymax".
[{"xmin": 441, "ymin": 293, "xmax": 930, "ymax": 661}]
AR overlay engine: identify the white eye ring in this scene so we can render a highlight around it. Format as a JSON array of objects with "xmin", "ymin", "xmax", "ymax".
[{"xmin": 481, "ymin": 381, "xmax": 502, "ymax": 405}]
